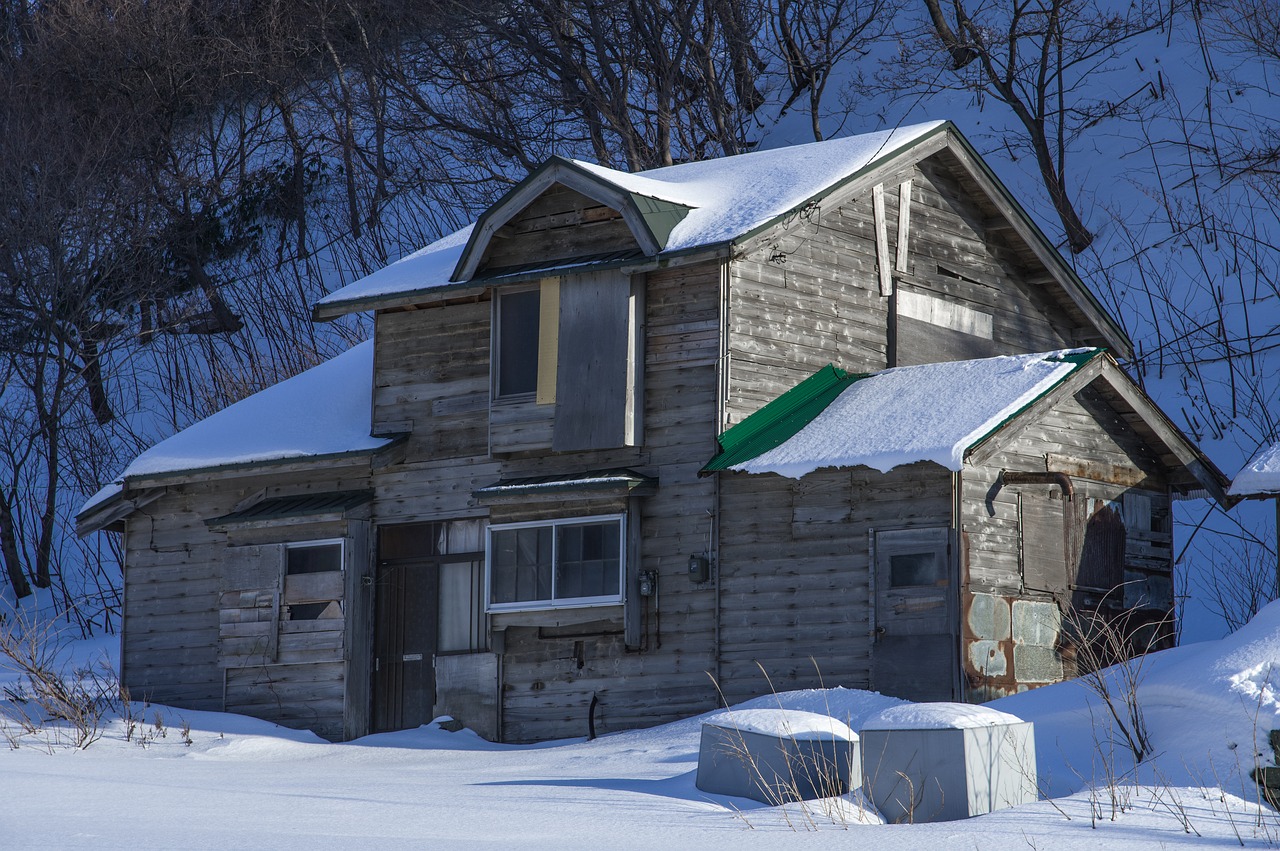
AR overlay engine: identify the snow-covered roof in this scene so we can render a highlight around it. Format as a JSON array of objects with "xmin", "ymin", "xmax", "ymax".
[
  {"xmin": 81, "ymin": 341, "xmax": 391, "ymax": 513},
  {"xmin": 1229, "ymin": 441, "xmax": 1280, "ymax": 497},
  {"xmin": 315, "ymin": 122, "xmax": 945, "ymax": 310},
  {"xmin": 714, "ymin": 350, "xmax": 1097, "ymax": 480}
]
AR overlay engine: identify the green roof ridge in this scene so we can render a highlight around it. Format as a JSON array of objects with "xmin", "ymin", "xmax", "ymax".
[
  {"xmin": 963, "ymin": 348, "xmax": 1106, "ymax": 456},
  {"xmin": 703, "ymin": 364, "xmax": 864, "ymax": 473}
]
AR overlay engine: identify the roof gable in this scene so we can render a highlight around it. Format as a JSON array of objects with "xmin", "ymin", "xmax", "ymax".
[
  {"xmin": 707, "ymin": 349, "xmax": 1228, "ymax": 503},
  {"xmin": 453, "ymin": 158, "xmax": 694, "ymax": 282},
  {"xmin": 313, "ymin": 121, "xmax": 946, "ymax": 318}
]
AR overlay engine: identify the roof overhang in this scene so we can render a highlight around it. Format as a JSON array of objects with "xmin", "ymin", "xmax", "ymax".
[
  {"xmin": 473, "ymin": 468, "xmax": 657, "ymax": 505},
  {"xmin": 206, "ymin": 489, "xmax": 374, "ymax": 530},
  {"xmin": 75, "ymin": 485, "xmax": 164, "ymax": 537},
  {"xmin": 967, "ymin": 354, "xmax": 1231, "ymax": 506}
]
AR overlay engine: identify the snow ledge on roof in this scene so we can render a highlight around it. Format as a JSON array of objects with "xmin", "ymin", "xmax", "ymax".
[
  {"xmin": 82, "ymin": 341, "xmax": 389, "ymax": 512},
  {"xmin": 1229, "ymin": 441, "xmax": 1280, "ymax": 497},
  {"xmin": 730, "ymin": 350, "xmax": 1093, "ymax": 479}
]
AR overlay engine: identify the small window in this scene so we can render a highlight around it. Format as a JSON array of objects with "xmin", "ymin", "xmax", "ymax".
[
  {"xmin": 287, "ymin": 543, "xmax": 343, "ymax": 575},
  {"xmin": 487, "ymin": 516, "xmax": 624, "ymax": 611},
  {"xmin": 889, "ymin": 552, "xmax": 945, "ymax": 587},
  {"xmin": 438, "ymin": 559, "xmax": 485, "ymax": 653},
  {"xmin": 496, "ymin": 288, "xmax": 540, "ymax": 398},
  {"xmin": 285, "ymin": 540, "xmax": 343, "ymax": 621}
]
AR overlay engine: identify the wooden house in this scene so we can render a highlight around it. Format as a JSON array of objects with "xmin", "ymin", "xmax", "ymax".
[{"xmin": 78, "ymin": 121, "xmax": 1228, "ymax": 743}]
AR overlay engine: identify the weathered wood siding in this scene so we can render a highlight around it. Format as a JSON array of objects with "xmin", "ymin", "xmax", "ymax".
[
  {"xmin": 478, "ymin": 184, "xmax": 640, "ymax": 273},
  {"xmin": 725, "ymin": 153, "xmax": 1084, "ymax": 425},
  {"xmin": 121, "ymin": 465, "xmax": 372, "ymax": 741},
  {"xmin": 715, "ymin": 462, "xmax": 953, "ymax": 706},
  {"xmin": 369, "ymin": 260, "xmax": 724, "ymax": 743},
  {"xmin": 373, "ymin": 298, "xmax": 491, "ymax": 462},
  {"xmin": 960, "ymin": 385, "xmax": 1173, "ymax": 700}
]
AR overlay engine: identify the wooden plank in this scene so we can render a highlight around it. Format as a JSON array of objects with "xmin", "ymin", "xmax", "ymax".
[
  {"xmin": 283, "ymin": 571, "xmax": 344, "ymax": 604},
  {"xmin": 873, "ymin": 183, "xmax": 893, "ymax": 296},
  {"xmin": 896, "ymin": 178, "xmax": 913, "ymax": 273},
  {"xmin": 553, "ymin": 269, "xmax": 633, "ymax": 450}
]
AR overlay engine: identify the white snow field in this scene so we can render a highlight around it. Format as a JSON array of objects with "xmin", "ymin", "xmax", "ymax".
[{"xmin": 2, "ymin": 603, "xmax": 1280, "ymax": 849}]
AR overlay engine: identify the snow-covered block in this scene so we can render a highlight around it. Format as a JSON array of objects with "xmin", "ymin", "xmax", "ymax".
[
  {"xmin": 695, "ymin": 709, "xmax": 861, "ymax": 804},
  {"xmin": 860, "ymin": 703, "xmax": 1036, "ymax": 823}
]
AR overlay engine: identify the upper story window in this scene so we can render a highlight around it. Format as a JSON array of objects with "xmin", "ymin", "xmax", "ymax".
[
  {"xmin": 495, "ymin": 288, "xmax": 540, "ymax": 398},
  {"xmin": 487, "ymin": 515, "xmax": 624, "ymax": 612}
]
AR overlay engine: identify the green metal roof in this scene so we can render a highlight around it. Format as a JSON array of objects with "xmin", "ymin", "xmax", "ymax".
[
  {"xmin": 207, "ymin": 490, "xmax": 373, "ymax": 527},
  {"xmin": 702, "ymin": 350, "xmax": 1107, "ymax": 475},
  {"xmin": 702, "ymin": 364, "xmax": 864, "ymax": 474}
]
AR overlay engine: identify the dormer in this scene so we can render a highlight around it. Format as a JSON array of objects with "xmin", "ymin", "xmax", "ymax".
[{"xmin": 452, "ymin": 157, "xmax": 693, "ymax": 281}]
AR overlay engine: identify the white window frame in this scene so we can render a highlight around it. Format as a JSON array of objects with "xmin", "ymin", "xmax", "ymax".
[
  {"xmin": 492, "ymin": 285, "xmax": 541, "ymax": 401},
  {"xmin": 485, "ymin": 514, "xmax": 626, "ymax": 612},
  {"xmin": 284, "ymin": 538, "xmax": 345, "ymax": 572}
]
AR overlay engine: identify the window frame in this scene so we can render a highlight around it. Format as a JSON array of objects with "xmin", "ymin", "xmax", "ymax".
[
  {"xmin": 485, "ymin": 514, "xmax": 626, "ymax": 613},
  {"xmin": 284, "ymin": 538, "xmax": 345, "ymax": 573},
  {"xmin": 284, "ymin": 539, "xmax": 345, "ymax": 621},
  {"xmin": 492, "ymin": 285, "xmax": 542, "ymax": 401}
]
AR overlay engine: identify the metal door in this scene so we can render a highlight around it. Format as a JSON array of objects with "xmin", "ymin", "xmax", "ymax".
[
  {"xmin": 372, "ymin": 523, "xmax": 442, "ymax": 733},
  {"xmin": 871, "ymin": 526, "xmax": 957, "ymax": 701}
]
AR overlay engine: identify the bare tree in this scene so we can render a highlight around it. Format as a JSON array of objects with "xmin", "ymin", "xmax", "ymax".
[{"xmin": 891, "ymin": 0, "xmax": 1174, "ymax": 253}]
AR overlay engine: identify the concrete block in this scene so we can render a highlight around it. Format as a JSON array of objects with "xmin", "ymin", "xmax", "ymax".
[
  {"xmin": 1013, "ymin": 644, "xmax": 1063, "ymax": 683},
  {"xmin": 861, "ymin": 705, "xmax": 1037, "ymax": 823},
  {"xmin": 696, "ymin": 712, "xmax": 861, "ymax": 804},
  {"xmin": 968, "ymin": 593, "xmax": 1011, "ymax": 641},
  {"xmin": 1012, "ymin": 599, "xmax": 1060, "ymax": 647},
  {"xmin": 968, "ymin": 639, "xmax": 1007, "ymax": 677}
]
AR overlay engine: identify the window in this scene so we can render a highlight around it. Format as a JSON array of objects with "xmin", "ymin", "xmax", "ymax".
[
  {"xmin": 285, "ymin": 540, "xmax": 343, "ymax": 621},
  {"xmin": 495, "ymin": 288, "xmax": 540, "ymax": 398},
  {"xmin": 487, "ymin": 515, "xmax": 624, "ymax": 611},
  {"xmin": 889, "ymin": 551, "xmax": 945, "ymax": 588}
]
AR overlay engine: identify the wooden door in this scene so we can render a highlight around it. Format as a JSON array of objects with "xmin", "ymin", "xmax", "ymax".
[
  {"xmin": 372, "ymin": 523, "xmax": 442, "ymax": 733},
  {"xmin": 871, "ymin": 527, "xmax": 956, "ymax": 701}
]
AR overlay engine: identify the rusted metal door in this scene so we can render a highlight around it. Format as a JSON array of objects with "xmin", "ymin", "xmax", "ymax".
[
  {"xmin": 871, "ymin": 526, "xmax": 956, "ymax": 701},
  {"xmin": 372, "ymin": 523, "xmax": 442, "ymax": 733}
]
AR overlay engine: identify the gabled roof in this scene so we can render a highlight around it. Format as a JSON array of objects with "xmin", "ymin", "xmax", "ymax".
[
  {"xmin": 313, "ymin": 122, "xmax": 948, "ymax": 316},
  {"xmin": 77, "ymin": 341, "xmax": 398, "ymax": 533},
  {"xmin": 312, "ymin": 121, "xmax": 1130, "ymax": 358},
  {"xmin": 1230, "ymin": 442, "xmax": 1280, "ymax": 497},
  {"xmin": 705, "ymin": 350, "xmax": 1228, "ymax": 503}
]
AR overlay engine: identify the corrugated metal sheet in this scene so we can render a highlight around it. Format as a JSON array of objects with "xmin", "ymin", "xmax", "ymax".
[{"xmin": 209, "ymin": 490, "xmax": 373, "ymax": 526}]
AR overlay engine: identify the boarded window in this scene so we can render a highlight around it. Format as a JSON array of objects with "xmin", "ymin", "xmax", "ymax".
[
  {"xmin": 552, "ymin": 270, "xmax": 637, "ymax": 450},
  {"xmin": 1075, "ymin": 502, "xmax": 1125, "ymax": 592},
  {"xmin": 1019, "ymin": 491, "xmax": 1068, "ymax": 596},
  {"xmin": 285, "ymin": 541, "xmax": 343, "ymax": 621},
  {"xmin": 496, "ymin": 288, "xmax": 540, "ymax": 397}
]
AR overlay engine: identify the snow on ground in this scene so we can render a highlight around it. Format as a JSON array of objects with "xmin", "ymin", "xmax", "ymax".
[{"xmin": 3, "ymin": 604, "xmax": 1280, "ymax": 848}]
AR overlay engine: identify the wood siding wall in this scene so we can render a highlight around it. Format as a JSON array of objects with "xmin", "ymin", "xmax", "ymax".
[
  {"xmin": 961, "ymin": 386, "xmax": 1173, "ymax": 700},
  {"xmin": 715, "ymin": 462, "xmax": 953, "ymax": 706},
  {"xmin": 121, "ymin": 465, "xmax": 372, "ymax": 741},
  {"xmin": 369, "ymin": 261, "xmax": 724, "ymax": 743},
  {"xmin": 725, "ymin": 153, "xmax": 1080, "ymax": 426},
  {"xmin": 477, "ymin": 184, "xmax": 640, "ymax": 273}
]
